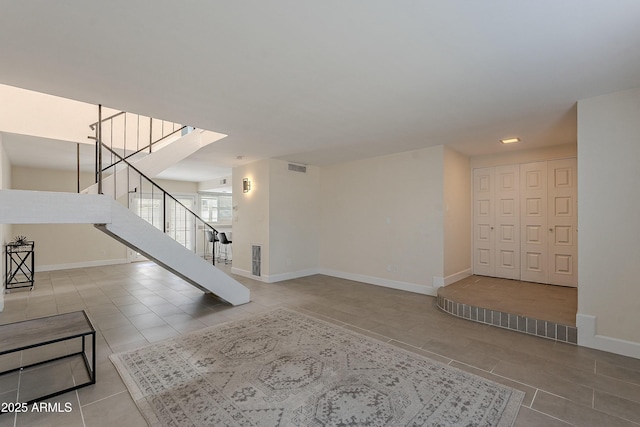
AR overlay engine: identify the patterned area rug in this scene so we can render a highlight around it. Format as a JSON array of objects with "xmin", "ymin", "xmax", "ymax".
[{"xmin": 111, "ymin": 308, "xmax": 523, "ymax": 426}]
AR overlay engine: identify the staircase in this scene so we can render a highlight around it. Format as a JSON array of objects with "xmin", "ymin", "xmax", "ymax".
[
  {"xmin": 0, "ymin": 106, "xmax": 250, "ymax": 306},
  {"xmin": 0, "ymin": 190, "xmax": 249, "ymax": 305}
]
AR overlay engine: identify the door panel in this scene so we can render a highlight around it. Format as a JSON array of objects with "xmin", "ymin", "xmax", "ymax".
[
  {"xmin": 520, "ymin": 162, "xmax": 548, "ymax": 283},
  {"xmin": 547, "ymin": 158, "xmax": 578, "ymax": 286},
  {"xmin": 494, "ymin": 165, "xmax": 520, "ymax": 279},
  {"xmin": 473, "ymin": 168, "xmax": 495, "ymax": 276}
]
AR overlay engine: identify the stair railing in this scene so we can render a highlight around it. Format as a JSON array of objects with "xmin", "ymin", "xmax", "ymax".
[
  {"xmin": 91, "ymin": 105, "xmax": 219, "ymax": 264},
  {"xmin": 89, "ymin": 108, "xmax": 191, "ymax": 186}
]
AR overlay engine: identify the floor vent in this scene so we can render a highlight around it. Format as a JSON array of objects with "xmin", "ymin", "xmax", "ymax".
[
  {"xmin": 288, "ymin": 163, "xmax": 307, "ymax": 173},
  {"xmin": 252, "ymin": 245, "xmax": 262, "ymax": 277}
]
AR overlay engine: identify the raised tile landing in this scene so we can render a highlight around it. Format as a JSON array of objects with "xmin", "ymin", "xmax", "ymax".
[{"xmin": 437, "ymin": 275, "xmax": 578, "ymax": 344}]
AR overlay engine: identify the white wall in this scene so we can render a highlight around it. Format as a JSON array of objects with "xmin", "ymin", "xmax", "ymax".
[
  {"xmin": 443, "ymin": 147, "xmax": 471, "ymax": 281},
  {"xmin": 232, "ymin": 159, "xmax": 271, "ymax": 278},
  {"xmin": 269, "ymin": 159, "xmax": 320, "ymax": 280},
  {"xmin": 470, "ymin": 143, "xmax": 577, "ymax": 169},
  {"xmin": 0, "ymin": 84, "xmax": 118, "ymax": 144},
  {"xmin": 231, "ymin": 159, "xmax": 321, "ymax": 282},
  {"xmin": 319, "ymin": 146, "xmax": 445, "ymax": 295},
  {"xmin": 0, "ymin": 134, "xmax": 12, "ymax": 307},
  {"xmin": 577, "ymin": 87, "xmax": 640, "ymax": 358},
  {"xmin": 11, "ymin": 166, "xmax": 128, "ymax": 270}
]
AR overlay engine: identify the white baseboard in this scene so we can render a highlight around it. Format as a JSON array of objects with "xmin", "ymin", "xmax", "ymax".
[
  {"xmin": 230, "ymin": 267, "xmax": 321, "ymax": 283},
  {"xmin": 433, "ymin": 268, "xmax": 472, "ymax": 288},
  {"xmin": 577, "ymin": 313, "xmax": 640, "ymax": 359},
  {"xmin": 231, "ymin": 267, "xmax": 267, "ymax": 282},
  {"xmin": 36, "ymin": 258, "xmax": 129, "ymax": 272},
  {"xmin": 230, "ymin": 266, "xmax": 436, "ymax": 296},
  {"xmin": 265, "ymin": 268, "xmax": 321, "ymax": 283},
  {"xmin": 319, "ymin": 268, "xmax": 437, "ymax": 296}
]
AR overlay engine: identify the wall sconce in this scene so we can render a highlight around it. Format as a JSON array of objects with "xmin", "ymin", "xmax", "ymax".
[{"xmin": 242, "ymin": 178, "xmax": 251, "ymax": 193}]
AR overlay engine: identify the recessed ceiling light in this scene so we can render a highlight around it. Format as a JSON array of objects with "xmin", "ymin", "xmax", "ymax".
[{"xmin": 500, "ymin": 137, "xmax": 520, "ymax": 144}]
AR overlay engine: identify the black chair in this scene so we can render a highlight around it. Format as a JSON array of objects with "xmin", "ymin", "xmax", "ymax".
[
  {"xmin": 205, "ymin": 230, "xmax": 219, "ymax": 263},
  {"xmin": 218, "ymin": 232, "xmax": 232, "ymax": 264}
]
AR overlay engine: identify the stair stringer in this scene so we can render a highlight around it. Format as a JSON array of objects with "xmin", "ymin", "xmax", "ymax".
[{"xmin": 97, "ymin": 201, "xmax": 249, "ymax": 306}]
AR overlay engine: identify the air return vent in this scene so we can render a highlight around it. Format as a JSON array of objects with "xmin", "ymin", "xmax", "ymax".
[
  {"xmin": 288, "ymin": 163, "xmax": 307, "ymax": 173},
  {"xmin": 252, "ymin": 245, "xmax": 262, "ymax": 277}
]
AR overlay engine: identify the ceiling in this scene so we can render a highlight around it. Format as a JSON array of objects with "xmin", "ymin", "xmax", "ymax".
[{"xmin": 1, "ymin": 2, "xmax": 639, "ymax": 180}]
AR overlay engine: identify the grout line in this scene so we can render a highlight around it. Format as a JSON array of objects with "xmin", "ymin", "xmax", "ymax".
[
  {"xmin": 530, "ymin": 389, "xmax": 539, "ymax": 408},
  {"xmin": 524, "ymin": 405, "xmax": 569, "ymax": 424},
  {"xmin": 80, "ymin": 390, "xmax": 128, "ymax": 408},
  {"xmin": 75, "ymin": 390, "xmax": 86, "ymax": 427},
  {"xmin": 536, "ymin": 389, "xmax": 569, "ymax": 400}
]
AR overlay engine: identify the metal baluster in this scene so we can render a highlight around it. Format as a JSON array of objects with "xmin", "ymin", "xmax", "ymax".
[
  {"xmin": 123, "ymin": 112, "xmax": 127, "ymax": 158},
  {"xmin": 77, "ymin": 143, "xmax": 80, "ymax": 193},
  {"xmin": 163, "ymin": 193, "xmax": 167, "ymax": 233},
  {"xmin": 136, "ymin": 114, "xmax": 140, "ymax": 152},
  {"xmin": 97, "ymin": 105, "xmax": 103, "ymax": 194},
  {"xmin": 110, "ymin": 117, "xmax": 114, "ymax": 168},
  {"xmin": 149, "ymin": 117, "xmax": 153, "ymax": 153}
]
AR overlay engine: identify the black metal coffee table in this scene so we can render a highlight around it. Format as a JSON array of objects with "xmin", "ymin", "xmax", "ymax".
[{"xmin": 0, "ymin": 311, "xmax": 96, "ymax": 406}]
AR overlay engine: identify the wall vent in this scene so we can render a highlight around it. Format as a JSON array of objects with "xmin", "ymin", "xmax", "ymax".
[
  {"xmin": 288, "ymin": 163, "xmax": 307, "ymax": 173},
  {"xmin": 251, "ymin": 245, "xmax": 262, "ymax": 277}
]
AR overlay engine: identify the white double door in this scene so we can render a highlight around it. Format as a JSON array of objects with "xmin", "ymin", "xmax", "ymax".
[{"xmin": 473, "ymin": 158, "xmax": 577, "ymax": 286}]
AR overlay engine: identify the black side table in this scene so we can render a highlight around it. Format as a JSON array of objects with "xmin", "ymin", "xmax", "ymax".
[{"xmin": 5, "ymin": 241, "xmax": 35, "ymax": 292}]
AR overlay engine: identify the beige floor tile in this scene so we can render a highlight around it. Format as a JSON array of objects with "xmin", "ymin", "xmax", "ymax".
[
  {"xmin": 544, "ymin": 360, "xmax": 640, "ymax": 404},
  {"xmin": 148, "ymin": 303, "xmax": 184, "ymax": 317},
  {"xmin": 0, "ymin": 372, "xmax": 19, "ymax": 395},
  {"xmin": 101, "ymin": 325, "xmax": 146, "ymax": 348},
  {"xmin": 81, "ymin": 391, "xmax": 147, "ymax": 427},
  {"xmin": 77, "ymin": 360, "xmax": 126, "ymax": 406},
  {"xmin": 138, "ymin": 324, "xmax": 180, "ymax": 342},
  {"xmin": 117, "ymin": 303, "xmax": 151, "ymax": 317},
  {"xmin": 0, "ymin": 408, "xmax": 17, "ymax": 427},
  {"xmin": 127, "ymin": 312, "xmax": 166, "ymax": 330},
  {"xmin": 492, "ymin": 360, "xmax": 594, "ymax": 406},
  {"xmin": 109, "ymin": 295, "xmax": 140, "ymax": 307},
  {"xmin": 422, "ymin": 337, "xmax": 500, "ymax": 371},
  {"xmin": 532, "ymin": 390, "xmax": 638, "ymax": 427},
  {"xmin": 514, "ymin": 406, "xmax": 571, "ymax": 426},
  {"xmin": 596, "ymin": 359, "xmax": 640, "ymax": 385},
  {"xmin": 15, "ymin": 394, "xmax": 83, "ymax": 427},
  {"xmin": 593, "ymin": 390, "xmax": 640, "ymax": 424},
  {"xmin": 91, "ymin": 313, "xmax": 133, "ymax": 332},
  {"xmin": 18, "ymin": 359, "xmax": 75, "ymax": 403}
]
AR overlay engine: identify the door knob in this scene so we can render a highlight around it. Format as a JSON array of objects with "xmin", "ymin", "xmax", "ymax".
[{"xmin": 549, "ymin": 228, "xmax": 553, "ymax": 232}]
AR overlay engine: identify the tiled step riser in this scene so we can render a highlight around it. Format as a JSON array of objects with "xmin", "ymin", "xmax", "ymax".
[{"xmin": 436, "ymin": 295, "xmax": 577, "ymax": 344}]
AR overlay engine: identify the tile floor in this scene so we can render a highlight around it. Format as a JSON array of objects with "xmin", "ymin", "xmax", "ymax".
[{"xmin": 0, "ymin": 262, "xmax": 639, "ymax": 426}]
